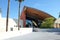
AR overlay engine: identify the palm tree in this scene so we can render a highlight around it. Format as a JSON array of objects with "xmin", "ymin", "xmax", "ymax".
[
  {"xmin": 6, "ymin": 0, "xmax": 10, "ymax": 32},
  {"xmin": 16, "ymin": 0, "xmax": 24, "ymax": 30}
]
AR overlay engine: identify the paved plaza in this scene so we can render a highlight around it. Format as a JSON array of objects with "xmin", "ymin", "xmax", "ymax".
[{"xmin": 5, "ymin": 32, "xmax": 60, "ymax": 40}]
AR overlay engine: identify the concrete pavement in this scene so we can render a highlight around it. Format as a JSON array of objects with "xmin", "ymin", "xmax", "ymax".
[{"xmin": 5, "ymin": 32, "xmax": 60, "ymax": 40}]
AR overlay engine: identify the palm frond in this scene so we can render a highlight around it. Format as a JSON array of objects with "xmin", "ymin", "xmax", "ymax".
[{"xmin": 15, "ymin": 0, "xmax": 24, "ymax": 2}]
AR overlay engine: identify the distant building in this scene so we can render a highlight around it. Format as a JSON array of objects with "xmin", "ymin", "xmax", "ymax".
[
  {"xmin": 0, "ymin": 8, "xmax": 17, "ymax": 32},
  {"xmin": 54, "ymin": 13, "xmax": 60, "ymax": 28}
]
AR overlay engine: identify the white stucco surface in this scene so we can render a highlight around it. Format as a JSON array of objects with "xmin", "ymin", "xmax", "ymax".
[
  {"xmin": 0, "ymin": 18, "xmax": 17, "ymax": 32},
  {"xmin": 55, "ymin": 18, "xmax": 60, "ymax": 23},
  {"xmin": 54, "ymin": 18, "xmax": 60, "ymax": 28}
]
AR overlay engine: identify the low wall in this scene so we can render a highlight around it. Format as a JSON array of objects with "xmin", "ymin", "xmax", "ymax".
[
  {"xmin": 0, "ymin": 27, "xmax": 32, "ymax": 32},
  {"xmin": 0, "ymin": 28, "xmax": 32, "ymax": 39},
  {"xmin": 20, "ymin": 28, "xmax": 32, "ymax": 33}
]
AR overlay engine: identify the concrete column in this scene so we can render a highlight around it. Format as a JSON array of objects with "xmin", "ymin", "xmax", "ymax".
[
  {"xmin": 58, "ymin": 24, "xmax": 59, "ymax": 28},
  {"xmin": 54, "ymin": 24, "xmax": 56, "ymax": 28}
]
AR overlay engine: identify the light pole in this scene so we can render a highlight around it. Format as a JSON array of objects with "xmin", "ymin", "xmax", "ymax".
[
  {"xmin": 16, "ymin": 0, "xmax": 24, "ymax": 30},
  {"xmin": 6, "ymin": 0, "xmax": 10, "ymax": 32}
]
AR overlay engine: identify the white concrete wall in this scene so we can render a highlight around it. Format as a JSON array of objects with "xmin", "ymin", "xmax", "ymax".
[
  {"xmin": 20, "ymin": 28, "xmax": 32, "ymax": 33},
  {"xmin": 0, "ymin": 18, "xmax": 17, "ymax": 32},
  {"xmin": 0, "ymin": 28, "xmax": 32, "ymax": 40}
]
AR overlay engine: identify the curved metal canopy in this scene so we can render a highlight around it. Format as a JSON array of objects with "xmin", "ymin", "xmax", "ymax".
[{"xmin": 23, "ymin": 6, "xmax": 54, "ymax": 20}]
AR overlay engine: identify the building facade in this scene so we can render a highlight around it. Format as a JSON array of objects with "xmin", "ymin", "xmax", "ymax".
[
  {"xmin": 0, "ymin": 8, "xmax": 18, "ymax": 32},
  {"xmin": 54, "ymin": 13, "xmax": 60, "ymax": 28}
]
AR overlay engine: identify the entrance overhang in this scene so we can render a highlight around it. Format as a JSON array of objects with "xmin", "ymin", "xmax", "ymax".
[{"xmin": 20, "ymin": 6, "xmax": 55, "ymax": 27}]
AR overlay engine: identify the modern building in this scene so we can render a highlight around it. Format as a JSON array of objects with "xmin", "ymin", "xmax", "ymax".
[
  {"xmin": 54, "ymin": 13, "xmax": 60, "ymax": 28},
  {"xmin": 20, "ymin": 6, "xmax": 55, "ymax": 28},
  {"xmin": 0, "ymin": 6, "xmax": 55, "ymax": 32}
]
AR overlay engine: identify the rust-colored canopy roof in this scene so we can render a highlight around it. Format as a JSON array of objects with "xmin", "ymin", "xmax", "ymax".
[{"xmin": 22, "ymin": 6, "xmax": 55, "ymax": 20}]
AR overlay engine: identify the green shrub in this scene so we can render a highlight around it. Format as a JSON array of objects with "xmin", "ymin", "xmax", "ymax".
[{"xmin": 40, "ymin": 17, "xmax": 55, "ymax": 28}]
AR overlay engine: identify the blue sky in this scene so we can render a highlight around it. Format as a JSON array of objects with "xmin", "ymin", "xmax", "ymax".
[{"xmin": 0, "ymin": 0, "xmax": 60, "ymax": 19}]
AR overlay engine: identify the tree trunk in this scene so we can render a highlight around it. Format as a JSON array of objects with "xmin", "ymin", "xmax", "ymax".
[
  {"xmin": 18, "ymin": 2, "xmax": 20, "ymax": 30},
  {"xmin": 6, "ymin": 0, "xmax": 10, "ymax": 32}
]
